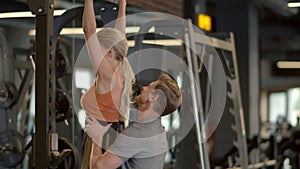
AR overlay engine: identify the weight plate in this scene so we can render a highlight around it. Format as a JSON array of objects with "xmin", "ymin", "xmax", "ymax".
[
  {"xmin": 0, "ymin": 129, "xmax": 25, "ymax": 167},
  {"xmin": 57, "ymin": 137, "xmax": 79, "ymax": 169},
  {"xmin": 56, "ymin": 89, "xmax": 72, "ymax": 122}
]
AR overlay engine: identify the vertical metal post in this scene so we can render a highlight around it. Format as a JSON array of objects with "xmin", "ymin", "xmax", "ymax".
[
  {"xmin": 230, "ymin": 32, "xmax": 249, "ymax": 169},
  {"xmin": 28, "ymin": 0, "xmax": 55, "ymax": 168},
  {"xmin": 0, "ymin": 32, "xmax": 8, "ymax": 82},
  {"xmin": 184, "ymin": 21, "xmax": 211, "ymax": 169}
]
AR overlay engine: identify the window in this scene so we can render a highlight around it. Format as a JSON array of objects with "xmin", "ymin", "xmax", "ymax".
[
  {"xmin": 268, "ymin": 88, "xmax": 300, "ymax": 126},
  {"xmin": 287, "ymin": 88, "xmax": 300, "ymax": 126},
  {"xmin": 75, "ymin": 68, "xmax": 93, "ymax": 89},
  {"xmin": 74, "ymin": 68, "xmax": 94, "ymax": 128},
  {"xmin": 268, "ymin": 92, "xmax": 287, "ymax": 123}
]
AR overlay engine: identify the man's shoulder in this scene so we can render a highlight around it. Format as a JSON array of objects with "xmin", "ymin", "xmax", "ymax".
[
  {"xmin": 124, "ymin": 120, "xmax": 165, "ymax": 139},
  {"xmin": 120, "ymin": 123, "xmax": 141, "ymax": 138}
]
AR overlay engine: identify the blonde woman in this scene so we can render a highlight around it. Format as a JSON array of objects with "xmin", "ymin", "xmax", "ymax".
[{"xmin": 80, "ymin": 0, "xmax": 135, "ymax": 168}]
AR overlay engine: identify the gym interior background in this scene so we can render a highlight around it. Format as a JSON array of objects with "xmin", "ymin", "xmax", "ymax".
[{"xmin": 0, "ymin": 0, "xmax": 300, "ymax": 168}]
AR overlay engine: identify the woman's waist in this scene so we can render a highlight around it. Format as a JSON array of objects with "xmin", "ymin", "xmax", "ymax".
[
  {"xmin": 96, "ymin": 119, "xmax": 125, "ymax": 131},
  {"xmin": 85, "ymin": 111, "xmax": 120, "ymax": 122}
]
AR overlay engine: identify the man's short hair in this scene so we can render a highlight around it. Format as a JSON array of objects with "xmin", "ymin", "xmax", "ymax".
[{"xmin": 154, "ymin": 74, "xmax": 182, "ymax": 116}]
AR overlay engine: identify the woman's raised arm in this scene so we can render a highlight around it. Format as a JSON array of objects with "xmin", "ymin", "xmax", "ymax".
[
  {"xmin": 114, "ymin": 0, "xmax": 127, "ymax": 35},
  {"xmin": 83, "ymin": 0, "xmax": 96, "ymax": 39},
  {"xmin": 82, "ymin": 0, "xmax": 106, "ymax": 77}
]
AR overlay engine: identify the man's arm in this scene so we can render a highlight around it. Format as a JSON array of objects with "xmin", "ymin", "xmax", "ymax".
[
  {"xmin": 114, "ymin": 0, "xmax": 126, "ymax": 34},
  {"xmin": 85, "ymin": 115, "xmax": 124, "ymax": 169},
  {"xmin": 91, "ymin": 145, "xmax": 123, "ymax": 169}
]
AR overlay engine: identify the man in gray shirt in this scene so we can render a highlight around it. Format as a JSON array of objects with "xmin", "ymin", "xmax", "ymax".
[
  {"xmin": 109, "ymin": 116, "xmax": 168, "ymax": 169},
  {"xmin": 85, "ymin": 74, "xmax": 182, "ymax": 169}
]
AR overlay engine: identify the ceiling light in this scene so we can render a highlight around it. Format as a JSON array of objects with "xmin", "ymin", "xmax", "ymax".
[
  {"xmin": 127, "ymin": 39, "xmax": 182, "ymax": 47},
  {"xmin": 28, "ymin": 26, "xmax": 142, "ymax": 36},
  {"xmin": 276, "ymin": 61, "xmax": 300, "ymax": 69},
  {"xmin": 27, "ymin": 26, "xmax": 182, "ymax": 47},
  {"xmin": 0, "ymin": 10, "xmax": 66, "ymax": 19},
  {"xmin": 28, "ymin": 28, "xmax": 83, "ymax": 36},
  {"xmin": 287, "ymin": 2, "xmax": 300, "ymax": 7}
]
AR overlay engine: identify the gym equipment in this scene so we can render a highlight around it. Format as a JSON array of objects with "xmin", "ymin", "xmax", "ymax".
[
  {"xmin": 56, "ymin": 49, "xmax": 69, "ymax": 79},
  {"xmin": 0, "ymin": 81, "xmax": 18, "ymax": 109},
  {"xmin": 53, "ymin": 1, "xmax": 119, "ymax": 39},
  {"xmin": 56, "ymin": 88, "xmax": 72, "ymax": 122},
  {"xmin": 227, "ymin": 77, "xmax": 249, "ymax": 167},
  {"xmin": 0, "ymin": 129, "xmax": 25, "ymax": 167},
  {"xmin": 275, "ymin": 128, "xmax": 300, "ymax": 169},
  {"xmin": 290, "ymin": 128, "xmax": 300, "ymax": 151},
  {"xmin": 132, "ymin": 18, "xmax": 211, "ymax": 169},
  {"xmin": 56, "ymin": 137, "xmax": 79, "ymax": 169},
  {"xmin": 12, "ymin": 47, "xmax": 35, "ymax": 137},
  {"xmin": 28, "ymin": 0, "xmax": 121, "ymax": 167},
  {"xmin": 0, "ymin": 31, "xmax": 8, "ymax": 82},
  {"xmin": 25, "ymin": 137, "xmax": 79, "ymax": 169},
  {"xmin": 131, "ymin": 14, "xmax": 255, "ymax": 168}
]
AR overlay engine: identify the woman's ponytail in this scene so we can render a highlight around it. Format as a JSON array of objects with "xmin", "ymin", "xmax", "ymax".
[
  {"xmin": 99, "ymin": 28, "xmax": 135, "ymax": 121},
  {"xmin": 118, "ymin": 58, "xmax": 135, "ymax": 121}
]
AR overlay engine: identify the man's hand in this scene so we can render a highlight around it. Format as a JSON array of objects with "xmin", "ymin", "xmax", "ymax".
[{"xmin": 84, "ymin": 115, "xmax": 111, "ymax": 147}]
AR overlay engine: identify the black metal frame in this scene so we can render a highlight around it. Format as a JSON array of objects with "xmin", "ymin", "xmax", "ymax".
[
  {"xmin": 28, "ymin": 0, "xmax": 55, "ymax": 168},
  {"xmin": 27, "ymin": 0, "xmax": 119, "ymax": 168},
  {"xmin": 0, "ymin": 31, "xmax": 8, "ymax": 81}
]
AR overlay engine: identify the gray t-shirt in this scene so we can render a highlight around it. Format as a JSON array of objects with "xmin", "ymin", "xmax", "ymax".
[{"xmin": 108, "ymin": 119, "xmax": 168, "ymax": 169}]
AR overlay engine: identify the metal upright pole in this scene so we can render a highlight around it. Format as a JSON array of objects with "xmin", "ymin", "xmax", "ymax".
[
  {"xmin": 28, "ymin": 0, "xmax": 55, "ymax": 168},
  {"xmin": 229, "ymin": 32, "xmax": 248, "ymax": 169},
  {"xmin": 184, "ymin": 21, "xmax": 211, "ymax": 169}
]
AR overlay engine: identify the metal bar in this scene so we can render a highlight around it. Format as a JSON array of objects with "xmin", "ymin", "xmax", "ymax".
[
  {"xmin": 227, "ymin": 159, "xmax": 277, "ymax": 169},
  {"xmin": 15, "ymin": 70, "xmax": 33, "ymax": 113},
  {"xmin": 0, "ymin": 32, "xmax": 8, "ymax": 81},
  {"xmin": 193, "ymin": 33, "xmax": 234, "ymax": 51},
  {"xmin": 13, "ymin": 60, "xmax": 33, "ymax": 70},
  {"xmin": 204, "ymin": 55, "xmax": 213, "ymax": 117},
  {"xmin": 184, "ymin": 31, "xmax": 203, "ymax": 168},
  {"xmin": 230, "ymin": 32, "xmax": 249, "ymax": 169},
  {"xmin": 33, "ymin": 0, "xmax": 55, "ymax": 168},
  {"xmin": 195, "ymin": 29, "xmax": 249, "ymax": 168},
  {"xmin": 186, "ymin": 21, "xmax": 211, "ymax": 169}
]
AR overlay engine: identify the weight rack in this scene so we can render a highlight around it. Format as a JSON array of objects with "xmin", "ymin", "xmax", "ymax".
[
  {"xmin": 28, "ymin": 0, "xmax": 56, "ymax": 168},
  {"xmin": 27, "ymin": 0, "xmax": 121, "ymax": 168}
]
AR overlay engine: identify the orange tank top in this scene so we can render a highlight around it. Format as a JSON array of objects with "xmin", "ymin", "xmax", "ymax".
[{"xmin": 81, "ymin": 82, "xmax": 122, "ymax": 122}]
